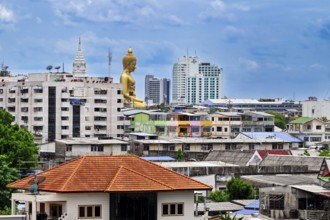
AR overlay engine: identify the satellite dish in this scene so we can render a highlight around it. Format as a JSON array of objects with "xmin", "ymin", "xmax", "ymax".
[
  {"xmin": 46, "ymin": 65, "xmax": 53, "ymax": 72},
  {"xmin": 28, "ymin": 175, "xmax": 46, "ymax": 194}
]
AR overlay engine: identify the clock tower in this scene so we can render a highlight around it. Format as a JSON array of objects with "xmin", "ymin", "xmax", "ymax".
[{"xmin": 72, "ymin": 37, "xmax": 86, "ymax": 76}]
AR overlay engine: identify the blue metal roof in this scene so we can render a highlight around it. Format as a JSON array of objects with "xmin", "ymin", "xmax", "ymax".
[
  {"xmin": 232, "ymin": 209, "xmax": 259, "ymax": 215},
  {"xmin": 242, "ymin": 132, "xmax": 303, "ymax": 143},
  {"xmin": 141, "ymin": 156, "xmax": 175, "ymax": 161},
  {"xmin": 245, "ymin": 200, "xmax": 259, "ymax": 209}
]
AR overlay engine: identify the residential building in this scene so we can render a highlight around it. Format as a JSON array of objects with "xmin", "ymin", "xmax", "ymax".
[
  {"xmin": 210, "ymin": 112, "xmax": 275, "ymax": 138},
  {"xmin": 287, "ymin": 117, "xmax": 330, "ymax": 147},
  {"xmin": 201, "ymin": 98, "xmax": 302, "ymax": 115},
  {"xmin": 302, "ymin": 97, "xmax": 330, "ymax": 120},
  {"xmin": 172, "ymin": 55, "xmax": 223, "ymax": 105},
  {"xmin": 0, "ymin": 40, "xmax": 125, "ymax": 143},
  {"xmin": 145, "ymin": 75, "xmax": 170, "ymax": 105},
  {"xmin": 54, "ymin": 137, "xmax": 129, "ymax": 163},
  {"xmin": 7, "ymin": 155, "xmax": 211, "ymax": 220}
]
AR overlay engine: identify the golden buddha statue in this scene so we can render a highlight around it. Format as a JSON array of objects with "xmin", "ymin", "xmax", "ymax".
[{"xmin": 120, "ymin": 48, "xmax": 146, "ymax": 109}]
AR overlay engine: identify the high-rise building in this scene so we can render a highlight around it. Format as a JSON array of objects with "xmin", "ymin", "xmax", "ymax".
[
  {"xmin": 0, "ymin": 39, "xmax": 125, "ymax": 143},
  {"xmin": 145, "ymin": 75, "xmax": 170, "ymax": 105},
  {"xmin": 172, "ymin": 55, "xmax": 223, "ymax": 104}
]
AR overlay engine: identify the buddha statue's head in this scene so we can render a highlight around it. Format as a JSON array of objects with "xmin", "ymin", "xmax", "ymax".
[{"xmin": 122, "ymin": 47, "xmax": 137, "ymax": 72}]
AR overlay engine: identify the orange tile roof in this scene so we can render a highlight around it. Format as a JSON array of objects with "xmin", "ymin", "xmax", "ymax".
[{"xmin": 7, "ymin": 155, "xmax": 211, "ymax": 192}]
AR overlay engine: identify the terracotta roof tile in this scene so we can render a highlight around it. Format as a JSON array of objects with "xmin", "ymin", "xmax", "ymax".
[{"xmin": 7, "ymin": 155, "xmax": 211, "ymax": 192}]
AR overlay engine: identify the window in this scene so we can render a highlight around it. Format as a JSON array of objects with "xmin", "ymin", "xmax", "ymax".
[
  {"xmin": 143, "ymin": 144, "xmax": 149, "ymax": 151},
  {"xmin": 117, "ymin": 99, "xmax": 122, "ymax": 103},
  {"xmin": 162, "ymin": 203, "xmax": 184, "ymax": 216},
  {"xmin": 272, "ymin": 143, "xmax": 284, "ymax": 149},
  {"xmin": 61, "ymin": 107, "xmax": 69, "ymax": 111},
  {"xmin": 269, "ymin": 194, "xmax": 284, "ymax": 210},
  {"xmin": 249, "ymin": 144, "xmax": 255, "ymax": 150},
  {"xmin": 66, "ymin": 145, "xmax": 72, "ymax": 152},
  {"xmin": 310, "ymin": 137, "xmax": 321, "ymax": 142},
  {"xmin": 0, "ymin": 89, "xmax": 2, "ymax": 94},
  {"xmin": 201, "ymin": 144, "xmax": 213, "ymax": 151},
  {"xmin": 34, "ymin": 98, "xmax": 43, "ymax": 103},
  {"xmin": 316, "ymin": 125, "xmax": 322, "ymax": 130},
  {"xmin": 78, "ymin": 205, "xmax": 101, "ymax": 218},
  {"xmin": 91, "ymin": 145, "xmax": 104, "ymax": 152},
  {"xmin": 121, "ymin": 144, "xmax": 127, "ymax": 151},
  {"xmin": 183, "ymin": 144, "xmax": 190, "ymax": 151},
  {"xmin": 307, "ymin": 125, "xmax": 311, "ymax": 130},
  {"xmin": 225, "ymin": 143, "xmax": 237, "ymax": 150},
  {"xmin": 117, "ymin": 90, "xmax": 122, "ymax": 95},
  {"xmin": 217, "ymin": 127, "xmax": 222, "ymax": 132}
]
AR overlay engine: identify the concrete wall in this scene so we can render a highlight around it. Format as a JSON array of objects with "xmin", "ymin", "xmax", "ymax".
[{"xmin": 157, "ymin": 191, "xmax": 194, "ymax": 220}]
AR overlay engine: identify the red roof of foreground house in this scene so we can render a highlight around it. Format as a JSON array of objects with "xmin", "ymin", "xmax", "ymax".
[
  {"xmin": 7, "ymin": 155, "xmax": 212, "ymax": 193},
  {"xmin": 257, "ymin": 150, "xmax": 291, "ymax": 159}
]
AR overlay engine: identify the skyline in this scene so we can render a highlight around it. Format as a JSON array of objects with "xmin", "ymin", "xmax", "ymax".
[{"xmin": 0, "ymin": 0, "xmax": 330, "ymax": 101}]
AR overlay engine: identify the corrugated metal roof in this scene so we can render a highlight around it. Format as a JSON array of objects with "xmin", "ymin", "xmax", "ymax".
[
  {"xmin": 195, "ymin": 202, "xmax": 244, "ymax": 212},
  {"xmin": 241, "ymin": 174, "xmax": 317, "ymax": 186},
  {"xmin": 242, "ymin": 132, "xmax": 303, "ymax": 142},
  {"xmin": 205, "ymin": 151, "xmax": 255, "ymax": 166},
  {"xmin": 259, "ymin": 155, "xmax": 325, "ymax": 171},
  {"xmin": 290, "ymin": 117, "xmax": 314, "ymax": 124},
  {"xmin": 157, "ymin": 161, "xmax": 238, "ymax": 168},
  {"xmin": 141, "ymin": 156, "xmax": 175, "ymax": 161}
]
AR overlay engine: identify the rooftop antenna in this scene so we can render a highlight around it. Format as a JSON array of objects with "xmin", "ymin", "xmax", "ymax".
[
  {"xmin": 62, "ymin": 62, "xmax": 65, "ymax": 73},
  {"xmin": 28, "ymin": 175, "xmax": 46, "ymax": 195},
  {"xmin": 186, "ymin": 48, "xmax": 189, "ymax": 57},
  {"xmin": 108, "ymin": 49, "xmax": 112, "ymax": 77}
]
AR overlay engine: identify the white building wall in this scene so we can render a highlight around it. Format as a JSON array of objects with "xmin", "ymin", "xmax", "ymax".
[
  {"xmin": 157, "ymin": 191, "xmax": 195, "ymax": 220},
  {"xmin": 302, "ymin": 100, "xmax": 330, "ymax": 119},
  {"xmin": 0, "ymin": 73, "xmax": 125, "ymax": 143},
  {"xmin": 64, "ymin": 193, "xmax": 109, "ymax": 220}
]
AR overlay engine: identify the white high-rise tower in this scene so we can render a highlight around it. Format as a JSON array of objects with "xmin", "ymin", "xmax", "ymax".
[
  {"xmin": 72, "ymin": 38, "xmax": 87, "ymax": 76},
  {"xmin": 172, "ymin": 55, "xmax": 223, "ymax": 104}
]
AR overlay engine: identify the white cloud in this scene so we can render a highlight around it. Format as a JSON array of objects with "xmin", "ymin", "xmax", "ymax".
[
  {"xmin": 310, "ymin": 63, "xmax": 326, "ymax": 70},
  {"xmin": 210, "ymin": 0, "xmax": 226, "ymax": 11},
  {"xmin": 0, "ymin": 4, "xmax": 14, "ymax": 23},
  {"xmin": 239, "ymin": 58, "xmax": 259, "ymax": 70},
  {"xmin": 49, "ymin": 0, "xmax": 184, "ymax": 26}
]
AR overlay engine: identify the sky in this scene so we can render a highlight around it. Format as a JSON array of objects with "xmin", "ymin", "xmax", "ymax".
[{"xmin": 0, "ymin": 0, "xmax": 330, "ymax": 102}]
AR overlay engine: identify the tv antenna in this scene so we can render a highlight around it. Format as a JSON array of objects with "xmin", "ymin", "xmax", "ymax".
[
  {"xmin": 108, "ymin": 50, "xmax": 112, "ymax": 77},
  {"xmin": 28, "ymin": 175, "xmax": 46, "ymax": 194}
]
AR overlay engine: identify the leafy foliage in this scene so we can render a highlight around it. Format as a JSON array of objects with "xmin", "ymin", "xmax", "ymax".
[
  {"xmin": 208, "ymin": 178, "xmax": 255, "ymax": 202},
  {"xmin": 0, "ymin": 109, "xmax": 38, "ymax": 213},
  {"xmin": 0, "ymin": 155, "xmax": 19, "ymax": 211},
  {"xmin": 208, "ymin": 190, "xmax": 229, "ymax": 202},
  {"xmin": 319, "ymin": 148, "xmax": 330, "ymax": 157},
  {"xmin": 0, "ymin": 109, "xmax": 38, "ymax": 170},
  {"xmin": 266, "ymin": 111, "xmax": 286, "ymax": 129},
  {"xmin": 226, "ymin": 177, "xmax": 255, "ymax": 200},
  {"xmin": 176, "ymin": 148, "xmax": 184, "ymax": 160},
  {"xmin": 304, "ymin": 149, "xmax": 310, "ymax": 156},
  {"xmin": 218, "ymin": 212, "xmax": 244, "ymax": 220}
]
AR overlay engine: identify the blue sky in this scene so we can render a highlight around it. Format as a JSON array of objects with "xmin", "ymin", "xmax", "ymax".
[{"xmin": 1, "ymin": 0, "xmax": 330, "ymax": 101}]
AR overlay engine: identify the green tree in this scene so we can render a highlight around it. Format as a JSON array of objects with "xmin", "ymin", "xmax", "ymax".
[
  {"xmin": 266, "ymin": 111, "xmax": 286, "ymax": 129},
  {"xmin": 304, "ymin": 149, "xmax": 310, "ymax": 156},
  {"xmin": 0, "ymin": 109, "xmax": 38, "ymax": 213},
  {"xmin": 226, "ymin": 177, "xmax": 255, "ymax": 200},
  {"xmin": 0, "ymin": 109, "xmax": 38, "ymax": 171},
  {"xmin": 319, "ymin": 148, "xmax": 330, "ymax": 157},
  {"xmin": 218, "ymin": 212, "xmax": 244, "ymax": 220},
  {"xmin": 0, "ymin": 155, "xmax": 19, "ymax": 212},
  {"xmin": 208, "ymin": 190, "xmax": 229, "ymax": 202},
  {"xmin": 176, "ymin": 148, "xmax": 184, "ymax": 160}
]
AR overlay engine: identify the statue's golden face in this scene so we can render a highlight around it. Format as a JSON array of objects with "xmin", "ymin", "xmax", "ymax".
[{"xmin": 128, "ymin": 60, "xmax": 136, "ymax": 72}]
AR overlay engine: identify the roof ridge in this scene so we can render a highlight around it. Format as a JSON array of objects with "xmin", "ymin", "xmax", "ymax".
[
  {"xmin": 117, "ymin": 166, "xmax": 174, "ymax": 190},
  {"xmin": 105, "ymin": 165, "xmax": 123, "ymax": 191},
  {"xmin": 61, "ymin": 156, "xmax": 86, "ymax": 191},
  {"xmin": 135, "ymin": 157, "xmax": 212, "ymax": 189}
]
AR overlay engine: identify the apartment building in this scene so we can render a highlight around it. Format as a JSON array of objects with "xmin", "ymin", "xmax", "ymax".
[
  {"xmin": 0, "ymin": 40, "xmax": 125, "ymax": 143},
  {"xmin": 144, "ymin": 75, "xmax": 170, "ymax": 105},
  {"xmin": 172, "ymin": 56, "xmax": 223, "ymax": 105}
]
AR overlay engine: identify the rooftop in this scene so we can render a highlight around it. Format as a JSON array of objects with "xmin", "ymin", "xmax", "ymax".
[{"xmin": 7, "ymin": 155, "xmax": 212, "ymax": 193}]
